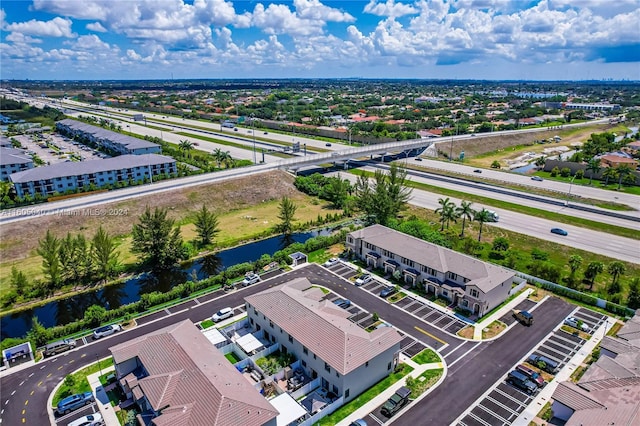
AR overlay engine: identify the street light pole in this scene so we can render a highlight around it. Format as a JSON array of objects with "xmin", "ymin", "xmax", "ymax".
[
  {"xmin": 251, "ymin": 113, "xmax": 256, "ymax": 164},
  {"xmin": 566, "ymin": 175, "xmax": 576, "ymax": 206}
]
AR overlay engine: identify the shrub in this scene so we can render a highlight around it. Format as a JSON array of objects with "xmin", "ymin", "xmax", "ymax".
[
  {"xmin": 550, "ymin": 166, "xmax": 560, "ymax": 177},
  {"xmin": 560, "ymin": 167, "xmax": 571, "ymax": 177}
]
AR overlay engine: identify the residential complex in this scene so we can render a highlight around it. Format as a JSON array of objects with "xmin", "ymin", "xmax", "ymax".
[
  {"xmin": 56, "ymin": 119, "xmax": 160, "ymax": 155},
  {"xmin": 347, "ymin": 225, "xmax": 516, "ymax": 318},
  {"xmin": 245, "ymin": 277, "xmax": 403, "ymax": 403},
  {"xmin": 0, "ymin": 147, "xmax": 33, "ymax": 181},
  {"xmin": 9, "ymin": 154, "xmax": 176, "ymax": 197},
  {"xmin": 110, "ymin": 320, "xmax": 279, "ymax": 426},
  {"xmin": 550, "ymin": 311, "xmax": 640, "ymax": 425}
]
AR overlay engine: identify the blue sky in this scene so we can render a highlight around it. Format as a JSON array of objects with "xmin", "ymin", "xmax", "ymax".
[{"xmin": 1, "ymin": 0, "xmax": 639, "ymax": 81}]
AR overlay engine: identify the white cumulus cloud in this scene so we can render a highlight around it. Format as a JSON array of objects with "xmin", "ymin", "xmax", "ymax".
[
  {"xmin": 364, "ymin": 0, "xmax": 418, "ymax": 18},
  {"xmin": 6, "ymin": 16, "xmax": 75, "ymax": 38},
  {"xmin": 86, "ymin": 22, "xmax": 107, "ymax": 32}
]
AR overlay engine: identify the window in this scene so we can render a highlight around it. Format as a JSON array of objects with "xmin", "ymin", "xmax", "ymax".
[
  {"xmin": 345, "ymin": 389, "xmax": 350, "ymax": 399},
  {"xmin": 303, "ymin": 346, "xmax": 308, "ymax": 355},
  {"xmin": 347, "ymin": 237, "xmax": 353, "ymax": 243},
  {"xmin": 470, "ymin": 289, "xmax": 479, "ymax": 298},
  {"xmin": 271, "ymin": 336, "xmax": 275, "ymax": 343},
  {"xmin": 313, "ymin": 354, "xmax": 316, "ymax": 360},
  {"xmin": 269, "ymin": 321, "xmax": 273, "ymax": 328},
  {"xmin": 446, "ymin": 271, "xmax": 458, "ymax": 281},
  {"xmin": 324, "ymin": 362, "xmax": 330, "ymax": 373},
  {"xmin": 365, "ymin": 361, "xmax": 369, "ymax": 368},
  {"xmin": 288, "ymin": 335, "xmax": 293, "ymax": 343},
  {"xmin": 336, "ymin": 372, "xmax": 340, "ymax": 378},
  {"xmin": 302, "ymin": 360, "xmax": 307, "ymax": 367},
  {"xmin": 333, "ymin": 385, "xmax": 339, "ymax": 395},
  {"xmin": 422, "ymin": 266, "xmax": 437, "ymax": 275},
  {"xmin": 388, "ymin": 362, "xmax": 392, "ymax": 370}
]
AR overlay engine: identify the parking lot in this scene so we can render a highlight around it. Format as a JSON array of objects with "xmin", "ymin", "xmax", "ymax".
[
  {"xmin": 12, "ymin": 132, "xmax": 106, "ymax": 167},
  {"xmin": 456, "ymin": 307, "xmax": 607, "ymax": 426}
]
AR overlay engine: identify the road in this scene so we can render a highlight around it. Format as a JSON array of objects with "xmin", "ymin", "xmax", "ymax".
[{"xmin": 0, "ymin": 264, "xmax": 572, "ymax": 426}]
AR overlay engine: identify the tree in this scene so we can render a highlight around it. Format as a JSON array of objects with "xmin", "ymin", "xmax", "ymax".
[
  {"xmin": 607, "ymin": 261, "xmax": 626, "ymax": 289},
  {"xmin": 92, "ymin": 226, "xmax": 120, "ymax": 280},
  {"xmin": 435, "ymin": 197, "xmax": 456, "ymax": 231},
  {"xmin": 615, "ymin": 164, "xmax": 633, "ymax": 190},
  {"xmin": 492, "ymin": 237, "xmax": 510, "ymax": 251},
  {"xmin": 474, "ymin": 208, "xmax": 492, "ymax": 242},
  {"xmin": 491, "ymin": 160, "xmax": 501, "ymax": 169},
  {"xmin": 627, "ymin": 278, "xmax": 640, "ymax": 310},
  {"xmin": 27, "ymin": 316, "xmax": 50, "ymax": 348},
  {"xmin": 36, "ymin": 230, "xmax": 62, "ymax": 290},
  {"xmin": 584, "ymin": 261, "xmax": 604, "ymax": 290},
  {"xmin": 83, "ymin": 305, "xmax": 107, "ymax": 327},
  {"xmin": 10, "ymin": 267, "xmax": 28, "ymax": 296},
  {"xmin": 601, "ymin": 167, "xmax": 618, "ymax": 186},
  {"xmin": 59, "ymin": 233, "xmax": 90, "ymax": 285},
  {"xmin": 321, "ymin": 175, "xmax": 351, "ymax": 210},
  {"xmin": 534, "ymin": 156, "xmax": 546, "ymax": 168},
  {"xmin": 275, "ymin": 196, "xmax": 297, "ymax": 235},
  {"xmin": 178, "ymin": 139, "xmax": 194, "ymax": 157},
  {"xmin": 567, "ymin": 254, "xmax": 583, "ymax": 288},
  {"xmin": 212, "ymin": 148, "xmax": 228, "ymax": 169},
  {"xmin": 131, "ymin": 206, "xmax": 186, "ymax": 270},
  {"xmin": 194, "ymin": 205, "xmax": 220, "ymax": 246},
  {"xmin": 354, "ymin": 163, "xmax": 412, "ymax": 226},
  {"xmin": 456, "ymin": 201, "xmax": 475, "ymax": 237}
]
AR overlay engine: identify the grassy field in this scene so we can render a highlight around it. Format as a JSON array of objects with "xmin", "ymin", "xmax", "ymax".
[{"xmin": 51, "ymin": 358, "xmax": 113, "ymax": 407}]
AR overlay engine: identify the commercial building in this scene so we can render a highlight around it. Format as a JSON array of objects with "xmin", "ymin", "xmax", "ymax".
[
  {"xmin": 245, "ymin": 277, "xmax": 403, "ymax": 403},
  {"xmin": 10, "ymin": 154, "xmax": 176, "ymax": 198},
  {"xmin": 56, "ymin": 119, "xmax": 160, "ymax": 155},
  {"xmin": 347, "ymin": 225, "xmax": 516, "ymax": 318},
  {"xmin": 110, "ymin": 320, "xmax": 279, "ymax": 426},
  {"xmin": 0, "ymin": 147, "xmax": 33, "ymax": 181}
]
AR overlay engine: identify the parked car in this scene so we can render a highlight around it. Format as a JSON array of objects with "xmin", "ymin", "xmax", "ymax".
[
  {"xmin": 564, "ymin": 316, "xmax": 589, "ymax": 332},
  {"xmin": 242, "ymin": 273, "xmax": 261, "ymax": 286},
  {"xmin": 473, "ymin": 169, "xmax": 482, "ymax": 173},
  {"xmin": 67, "ymin": 412, "xmax": 103, "ymax": 426},
  {"xmin": 333, "ymin": 298, "xmax": 351, "ymax": 309},
  {"xmin": 550, "ymin": 228, "xmax": 568, "ymax": 236},
  {"xmin": 512, "ymin": 310, "xmax": 534, "ymax": 326},
  {"xmin": 56, "ymin": 392, "xmax": 94, "ymax": 415},
  {"xmin": 380, "ymin": 286, "xmax": 397, "ymax": 298},
  {"xmin": 381, "ymin": 386, "xmax": 411, "ymax": 417},
  {"xmin": 44, "ymin": 338, "xmax": 76, "ymax": 357},
  {"xmin": 516, "ymin": 364, "xmax": 546, "ymax": 388},
  {"xmin": 528, "ymin": 354, "xmax": 559, "ymax": 374},
  {"xmin": 323, "ymin": 257, "xmax": 340, "ymax": 267},
  {"xmin": 355, "ymin": 274, "xmax": 373, "ymax": 286},
  {"xmin": 531, "ymin": 176, "xmax": 544, "ymax": 181},
  {"xmin": 92, "ymin": 324, "xmax": 121, "ymax": 340},
  {"xmin": 507, "ymin": 370, "xmax": 538, "ymax": 395},
  {"xmin": 212, "ymin": 307, "xmax": 234, "ymax": 322},
  {"xmin": 349, "ymin": 420, "xmax": 367, "ymax": 426}
]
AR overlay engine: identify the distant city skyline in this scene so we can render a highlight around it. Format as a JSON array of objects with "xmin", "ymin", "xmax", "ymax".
[{"xmin": 1, "ymin": 0, "xmax": 639, "ymax": 81}]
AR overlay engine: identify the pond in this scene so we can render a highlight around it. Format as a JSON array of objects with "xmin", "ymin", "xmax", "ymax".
[{"xmin": 1, "ymin": 230, "xmax": 329, "ymax": 340}]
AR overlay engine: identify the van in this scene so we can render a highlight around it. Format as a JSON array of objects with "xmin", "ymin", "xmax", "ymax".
[
  {"xmin": 528, "ymin": 354, "xmax": 559, "ymax": 374},
  {"xmin": 507, "ymin": 370, "xmax": 538, "ymax": 395},
  {"xmin": 44, "ymin": 339, "xmax": 76, "ymax": 357}
]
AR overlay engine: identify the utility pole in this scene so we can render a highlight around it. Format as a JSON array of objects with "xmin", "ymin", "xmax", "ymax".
[{"xmin": 251, "ymin": 113, "xmax": 256, "ymax": 164}]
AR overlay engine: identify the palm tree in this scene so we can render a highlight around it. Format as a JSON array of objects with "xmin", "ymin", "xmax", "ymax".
[
  {"xmin": 534, "ymin": 156, "xmax": 546, "ymax": 168},
  {"xmin": 616, "ymin": 164, "xmax": 633, "ymax": 190},
  {"xmin": 212, "ymin": 148, "xmax": 226, "ymax": 168},
  {"xmin": 601, "ymin": 167, "xmax": 618, "ymax": 186},
  {"xmin": 607, "ymin": 261, "xmax": 626, "ymax": 287},
  {"xmin": 455, "ymin": 201, "xmax": 475, "ymax": 237},
  {"xmin": 178, "ymin": 139, "xmax": 194, "ymax": 157},
  {"xmin": 435, "ymin": 197, "xmax": 456, "ymax": 231},
  {"xmin": 584, "ymin": 261, "xmax": 604, "ymax": 290},
  {"xmin": 474, "ymin": 208, "xmax": 492, "ymax": 242},
  {"xmin": 585, "ymin": 158, "xmax": 601, "ymax": 185}
]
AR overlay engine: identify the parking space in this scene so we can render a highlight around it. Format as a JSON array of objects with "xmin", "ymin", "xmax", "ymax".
[
  {"xmin": 457, "ymin": 308, "xmax": 604, "ymax": 426},
  {"xmin": 325, "ymin": 263, "xmax": 357, "ymax": 280},
  {"xmin": 500, "ymin": 299, "xmax": 537, "ymax": 326}
]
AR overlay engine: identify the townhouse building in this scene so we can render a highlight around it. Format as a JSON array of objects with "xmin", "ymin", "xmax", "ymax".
[
  {"xmin": 0, "ymin": 147, "xmax": 33, "ymax": 181},
  {"xmin": 56, "ymin": 119, "xmax": 160, "ymax": 155},
  {"xmin": 245, "ymin": 277, "xmax": 403, "ymax": 403},
  {"xmin": 347, "ymin": 225, "xmax": 516, "ymax": 318},
  {"xmin": 10, "ymin": 154, "xmax": 176, "ymax": 198}
]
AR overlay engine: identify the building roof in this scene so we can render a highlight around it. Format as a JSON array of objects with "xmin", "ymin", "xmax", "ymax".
[
  {"xmin": 9, "ymin": 154, "xmax": 175, "ymax": 183},
  {"xmin": 0, "ymin": 148, "xmax": 32, "ymax": 165},
  {"xmin": 245, "ymin": 277, "xmax": 403, "ymax": 375},
  {"xmin": 110, "ymin": 320, "xmax": 278, "ymax": 426},
  {"xmin": 349, "ymin": 225, "xmax": 514, "ymax": 293},
  {"xmin": 0, "ymin": 135, "xmax": 13, "ymax": 147},
  {"xmin": 56, "ymin": 119, "xmax": 159, "ymax": 151}
]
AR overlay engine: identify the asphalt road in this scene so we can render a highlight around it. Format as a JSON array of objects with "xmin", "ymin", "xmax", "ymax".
[{"xmin": 1, "ymin": 264, "xmax": 576, "ymax": 426}]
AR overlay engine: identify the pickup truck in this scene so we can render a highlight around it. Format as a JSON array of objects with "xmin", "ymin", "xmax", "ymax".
[
  {"xmin": 513, "ymin": 310, "xmax": 534, "ymax": 326},
  {"xmin": 380, "ymin": 386, "xmax": 411, "ymax": 417}
]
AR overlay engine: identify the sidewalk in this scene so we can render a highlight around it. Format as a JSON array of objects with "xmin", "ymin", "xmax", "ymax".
[
  {"xmin": 338, "ymin": 353, "xmax": 445, "ymax": 426},
  {"xmin": 87, "ymin": 366, "xmax": 120, "ymax": 426},
  {"xmin": 472, "ymin": 288, "xmax": 534, "ymax": 340},
  {"xmin": 514, "ymin": 316, "xmax": 614, "ymax": 425}
]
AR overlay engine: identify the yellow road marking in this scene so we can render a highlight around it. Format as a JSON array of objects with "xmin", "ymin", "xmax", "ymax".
[
  {"xmin": 24, "ymin": 400, "xmax": 28, "ymax": 406},
  {"xmin": 58, "ymin": 366, "xmax": 63, "ymax": 370},
  {"xmin": 22, "ymin": 409, "xmax": 25, "ymax": 415},
  {"xmin": 46, "ymin": 373, "xmax": 51, "ymax": 378},
  {"xmin": 22, "ymin": 418, "xmax": 26, "ymax": 423},
  {"xmin": 81, "ymin": 353, "xmax": 86, "ymax": 358},
  {"xmin": 37, "ymin": 381, "xmax": 43, "ymax": 386},
  {"xmin": 30, "ymin": 391, "xmax": 34, "ymax": 396},
  {"xmin": 414, "ymin": 326, "xmax": 447, "ymax": 345},
  {"xmin": 69, "ymin": 359, "xmax": 74, "ymax": 363}
]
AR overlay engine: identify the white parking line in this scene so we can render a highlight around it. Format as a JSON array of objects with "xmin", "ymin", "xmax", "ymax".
[
  {"xmin": 493, "ymin": 387, "xmax": 530, "ymax": 409},
  {"xmin": 486, "ymin": 395, "xmax": 521, "ymax": 418},
  {"xmin": 448, "ymin": 342, "xmax": 481, "ymax": 367},
  {"xmin": 476, "ymin": 403, "xmax": 511, "ymax": 425},
  {"xmin": 466, "ymin": 412, "xmax": 494, "ymax": 426}
]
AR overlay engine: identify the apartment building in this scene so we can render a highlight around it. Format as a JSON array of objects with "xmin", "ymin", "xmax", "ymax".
[
  {"xmin": 347, "ymin": 225, "xmax": 516, "ymax": 318},
  {"xmin": 56, "ymin": 119, "xmax": 160, "ymax": 155},
  {"xmin": 10, "ymin": 154, "xmax": 176, "ymax": 197},
  {"xmin": 245, "ymin": 277, "xmax": 403, "ymax": 403},
  {"xmin": 0, "ymin": 147, "xmax": 33, "ymax": 181}
]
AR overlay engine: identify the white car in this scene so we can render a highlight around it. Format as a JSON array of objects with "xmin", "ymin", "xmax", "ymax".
[
  {"xmin": 323, "ymin": 257, "xmax": 340, "ymax": 267},
  {"xmin": 92, "ymin": 324, "xmax": 122, "ymax": 340},
  {"xmin": 68, "ymin": 412, "xmax": 103, "ymax": 426},
  {"xmin": 242, "ymin": 273, "xmax": 261, "ymax": 287},
  {"xmin": 355, "ymin": 274, "xmax": 373, "ymax": 286},
  {"xmin": 564, "ymin": 316, "xmax": 589, "ymax": 332},
  {"xmin": 212, "ymin": 307, "xmax": 234, "ymax": 322}
]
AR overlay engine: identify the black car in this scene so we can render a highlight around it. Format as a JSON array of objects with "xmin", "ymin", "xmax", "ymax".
[
  {"xmin": 380, "ymin": 286, "xmax": 397, "ymax": 298},
  {"xmin": 333, "ymin": 298, "xmax": 351, "ymax": 308},
  {"xmin": 550, "ymin": 228, "xmax": 568, "ymax": 236},
  {"xmin": 473, "ymin": 169, "xmax": 482, "ymax": 173}
]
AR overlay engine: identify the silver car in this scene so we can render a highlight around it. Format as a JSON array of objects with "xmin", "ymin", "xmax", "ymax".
[
  {"xmin": 564, "ymin": 316, "xmax": 589, "ymax": 332},
  {"xmin": 92, "ymin": 324, "xmax": 122, "ymax": 340}
]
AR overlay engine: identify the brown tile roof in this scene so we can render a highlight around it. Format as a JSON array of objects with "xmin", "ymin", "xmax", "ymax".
[
  {"xmin": 245, "ymin": 277, "xmax": 402, "ymax": 375},
  {"xmin": 110, "ymin": 320, "xmax": 278, "ymax": 426},
  {"xmin": 349, "ymin": 225, "xmax": 514, "ymax": 293}
]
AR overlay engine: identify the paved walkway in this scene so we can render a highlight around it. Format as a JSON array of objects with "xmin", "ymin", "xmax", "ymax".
[
  {"xmin": 87, "ymin": 366, "xmax": 120, "ymax": 426},
  {"xmin": 472, "ymin": 288, "xmax": 534, "ymax": 340}
]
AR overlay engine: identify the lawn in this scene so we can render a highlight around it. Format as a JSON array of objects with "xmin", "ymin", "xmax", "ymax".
[
  {"xmin": 200, "ymin": 319, "xmax": 215, "ymax": 330},
  {"xmin": 51, "ymin": 358, "xmax": 114, "ymax": 406},
  {"xmin": 315, "ymin": 363, "xmax": 414, "ymax": 426},
  {"xmin": 405, "ymin": 368, "xmax": 443, "ymax": 396},
  {"xmin": 482, "ymin": 321, "xmax": 507, "ymax": 339},
  {"xmin": 411, "ymin": 349, "xmax": 441, "ymax": 364},
  {"xmin": 224, "ymin": 352, "xmax": 241, "ymax": 364}
]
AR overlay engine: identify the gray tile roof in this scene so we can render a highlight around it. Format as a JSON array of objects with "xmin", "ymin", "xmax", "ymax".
[
  {"xmin": 110, "ymin": 320, "xmax": 278, "ymax": 426},
  {"xmin": 9, "ymin": 154, "xmax": 175, "ymax": 183},
  {"xmin": 349, "ymin": 225, "xmax": 514, "ymax": 293},
  {"xmin": 245, "ymin": 277, "xmax": 403, "ymax": 375},
  {"xmin": 56, "ymin": 118, "xmax": 159, "ymax": 151},
  {"xmin": 0, "ymin": 148, "xmax": 32, "ymax": 165}
]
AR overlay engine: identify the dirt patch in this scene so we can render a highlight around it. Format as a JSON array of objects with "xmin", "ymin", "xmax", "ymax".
[
  {"xmin": 482, "ymin": 320, "xmax": 506, "ymax": 339},
  {"xmin": 457, "ymin": 325, "xmax": 474, "ymax": 339},
  {"xmin": 0, "ymin": 170, "xmax": 299, "ymax": 263}
]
